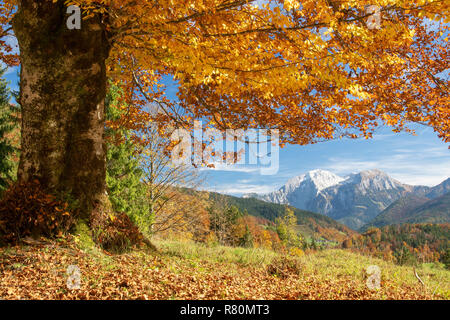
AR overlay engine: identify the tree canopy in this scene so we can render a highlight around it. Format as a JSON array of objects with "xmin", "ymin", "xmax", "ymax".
[{"xmin": 1, "ymin": 0, "xmax": 448, "ymax": 146}]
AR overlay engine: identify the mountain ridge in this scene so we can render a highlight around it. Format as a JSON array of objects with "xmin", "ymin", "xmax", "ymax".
[
  {"xmin": 361, "ymin": 178, "xmax": 450, "ymax": 230},
  {"xmin": 245, "ymin": 169, "xmax": 448, "ymax": 230},
  {"xmin": 362, "ymin": 192, "xmax": 450, "ymax": 231}
]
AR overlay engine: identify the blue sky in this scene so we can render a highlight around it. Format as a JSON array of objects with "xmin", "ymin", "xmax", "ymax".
[
  {"xmin": 153, "ymin": 75, "xmax": 450, "ymax": 196},
  {"xmin": 202, "ymin": 125, "xmax": 450, "ymax": 196}
]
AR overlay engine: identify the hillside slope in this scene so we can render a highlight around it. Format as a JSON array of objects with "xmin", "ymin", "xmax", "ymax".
[
  {"xmin": 208, "ymin": 191, "xmax": 356, "ymax": 241},
  {"xmin": 362, "ymin": 192, "xmax": 450, "ymax": 230},
  {"xmin": 361, "ymin": 194, "xmax": 431, "ymax": 230},
  {"xmin": 426, "ymin": 178, "xmax": 450, "ymax": 199},
  {"xmin": 407, "ymin": 193, "xmax": 450, "ymax": 224},
  {"xmin": 349, "ymin": 223, "xmax": 450, "ymax": 268}
]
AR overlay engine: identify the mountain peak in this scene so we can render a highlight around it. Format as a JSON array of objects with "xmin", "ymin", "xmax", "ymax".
[
  {"xmin": 309, "ymin": 169, "xmax": 333, "ymax": 174},
  {"xmin": 344, "ymin": 169, "xmax": 402, "ymax": 191},
  {"xmin": 284, "ymin": 169, "xmax": 344, "ymax": 193},
  {"xmin": 250, "ymin": 168, "xmax": 449, "ymax": 230},
  {"xmin": 426, "ymin": 177, "xmax": 450, "ymax": 199},
  {"xmin": 253, "ymin": 168, "xmax": 417, "ymax": 229},
  {"xmin": 306, "ymin": 169, "xmax": 345, "ymax": 192},
  {"xmin": 357, "ymin": 169, "xmax": 388, "ymax": 177}
]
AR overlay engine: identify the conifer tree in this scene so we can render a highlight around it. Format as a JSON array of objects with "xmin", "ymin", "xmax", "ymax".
[
  {"xmin": 105, "ymin": 85, "xmax": 149, "ymax": 227},
  {"xmin": 0, "ymin": 69, "xmax": 18, "ymax": 192}
]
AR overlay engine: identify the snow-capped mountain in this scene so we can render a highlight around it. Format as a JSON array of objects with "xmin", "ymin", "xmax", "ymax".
[
  {"xmin": 248, "ymin": 169, "xmax": 437, "ymax": 230},
  {"xmin": 259, "ymin": 169, "xmax": 345, "ymax": 209},
  {"xmin": 313, "ymin": 170, "xmax": 417, "ymax": 229}
]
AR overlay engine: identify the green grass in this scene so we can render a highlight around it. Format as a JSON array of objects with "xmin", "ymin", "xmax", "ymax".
[
  {"xmin": 153, "ymin": 237, "xmax": 450, "ymax": 298},
  {"xmin": 1, "ymin": 235, "xmax": 449, "ymax": 299},
  {"xmin": 153, "ymin": 237, "xmax": 278, "ymax": 267},
  {"xmin": 300, "ymin": 249, "xmax": 449, "ymax": 298}
]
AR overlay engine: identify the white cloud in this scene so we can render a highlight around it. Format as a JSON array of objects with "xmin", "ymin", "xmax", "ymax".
[
  {"xmin": 199, "ymin": 163, "xmax": 261, "ymax": 173},
  {"xmin": 324, "ymin": 146, "xmax": 450, "ymax": 186},
  {"xmin": 198, "ymin": 161, "xmax": 275, "ymax": 173},
  {"xmin": 203, "ymin": 183, "xmax": 277, "ymax": 195}
]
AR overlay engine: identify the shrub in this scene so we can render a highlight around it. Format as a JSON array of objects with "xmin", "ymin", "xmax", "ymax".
[
  {"xmin": 266, "ymin": 255, "xmax": 303, "ymax": 279},
  {"xmin": 0, "ymin": 180, "xmax": 76, "ymax": 244},
  {"xmin": 342, "ymin": 238, "xmax": 353, "ymax": 249},
  {"xmin": 394, "ymin": 246, "xmax": 417, "ymax": 266},
  {"xmin": 90, "ymin": 199, "xmax": 144, "ymax": 253},
  {"xmin": 441, "ymin": 248, "xmax": 450, "ymax": 270},
  {"xmin": 289, "ymin": 247, "xmax": 305, "ymax": 258}
]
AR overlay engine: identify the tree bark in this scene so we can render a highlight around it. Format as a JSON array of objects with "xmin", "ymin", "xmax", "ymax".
[{"xmin": 12, "ymin": 0, "xmax": 110, "ymax": 219}]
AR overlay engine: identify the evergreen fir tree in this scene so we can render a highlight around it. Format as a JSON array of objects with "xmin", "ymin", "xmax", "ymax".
[
  {"xmin": 105, "ymin": 84, "xmax": 150, "ymax": 229},
  {"xmin": 0, "ymin": 69, "xmax": 18, "ymax": 192},
  {"xmin": 239, "ymin": 225, "xmax": 254, "ymax": 248},
  {"xmin": 311, "ymin": 238, "xmax": 318, "ymax": 250}
]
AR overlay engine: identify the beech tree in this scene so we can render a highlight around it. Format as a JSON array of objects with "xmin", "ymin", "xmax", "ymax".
[{"xmin": 0, "ymin": 0, "xmax": 448, "ymax": 222}]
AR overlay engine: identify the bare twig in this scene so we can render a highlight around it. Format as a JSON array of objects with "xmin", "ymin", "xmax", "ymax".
[{"xmin": 413, "ymin": 267, "xmax": 426, "ymax": 288}]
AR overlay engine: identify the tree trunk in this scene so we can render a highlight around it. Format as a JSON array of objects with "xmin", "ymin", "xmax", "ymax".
[{"xmin": 12, "ymin": 0, "xmax": 110, "ymax": 220}]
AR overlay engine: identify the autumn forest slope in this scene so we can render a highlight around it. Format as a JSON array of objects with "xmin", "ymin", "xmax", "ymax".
[
  {"xmin": 207, "ymin": 191, "xmax": 356, "ymax": 241},
  {"xmin": 362, "ymin": 193, "xmax": 450, "ymax": 231}
]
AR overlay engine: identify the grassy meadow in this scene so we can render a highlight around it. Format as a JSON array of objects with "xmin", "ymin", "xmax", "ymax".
[{"xmin": 0, "ymin": 231, "xmax": 448, "ymax": 300}]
